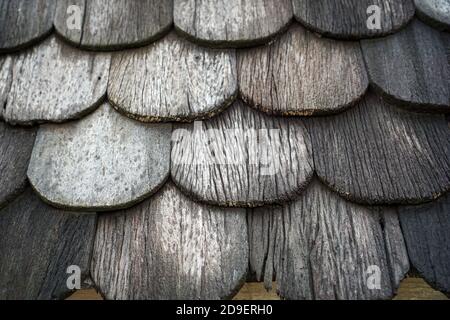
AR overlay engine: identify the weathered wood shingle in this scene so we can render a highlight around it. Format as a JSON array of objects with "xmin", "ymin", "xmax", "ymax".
[
  {"xmin": 362, "ymin": 20, "xmax": 450, "ymax": 113},
  {"xmin": 108, "ymin": 32, "xmax": 237, "ymax": 122},
  {"xmin": 171, "ymin": 101, "xmax": 314, "ymax": 207},
  {"xmin": 248, "ymin": 179, "xmax": 409, "ymax": 300},
  {"xmin": 292, "ymin": 0, "xmax": 415, "ymax": 39},
  {"xmin": 0, "ymin": 189, "xmax": 96, "ymax": 300},
  {"xmin": 27, "ymin": 103, "xmax": 172, "ymax": 211},
  {"xmin": 308, "ymin": 91, "xmax": 450, "ymax": 205},
  {"xmin": 238, "ymin": 24, "xmax": 368, "ymax": 116},
  {"xmin": 4, "ymin": 36, "xmax": 110, "ymax": 125},
  {"xmin": 174, "ymin": 0, "xmax": 293, "ymax": 48},
  {"xmin": 92, "ymin": 182, "xmax": 248, "ymax": 300},
  {"xmin": 414, "ymin": 0, "xmax": 450, "ymax": 31},
  {"xmin": 54, "ymin": 0, "xmax": 173, "ymax": 50},
  {"xmin": 0, "ymin": 0, "xmax": 56, "ymax": 53}
]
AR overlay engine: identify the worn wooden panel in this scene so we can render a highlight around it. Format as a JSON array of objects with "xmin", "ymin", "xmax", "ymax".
[
  {"xmin": 238, "ymin": 24, "xmax": 368, "ymax": 116},
  {"xmin": 54, "ymin": 0, "xmax": 173, "ymax": 50},
  {"xmin": 92, "ymin": 182, "xmax": 248, "ymax": 300},
  {"xmin": 308, "ymin": 91, "xmax": 450, "ymax": 205},
  {"xmin": 293, "ymin": 0, "xmax": 415, "ymax": 39},
  {"xmin": 108, "ymin": 32, "xmax": 237, "ymax": 122},
  {"xmin": 0, "ymin": 122, "xmax": 36, "ymax": 208},
  {"xmin": 399, "ymin": 192, "xmax": 450, "ymax": 294},
  {"xmin": 4, "ymin": 36, "xmax": 110, "ymax": 125},
  {"xmin": 415, "ymin": 0, "xmax": 450, "ymax": 31},
  {"xmin": 362, "ymin": 20, "xmax": 450, "ymax": 112},
  {"xmin": 0, "ymin": 0, "xmax": 56, "ymax": 53},
  {"xmin": 0, "ymin": 56, "xmax": 12, "ymax": 116},
  {"xmin": 27, "ymin": 103, "xmax": 172, "ymax": 211},
  {"xmin": 174, "ymin": 0, "xmax": 293, "ymax": 48},
  {"xmin": 248, "ymin": 179, "xmax": 409, "ymax": 300},
  {"xmin": 0, "ymin": 189, "xmax": 96, "ymax": 300},
  {"xmin": 171, "ymin": 101, "xmax": 314, "ymax": 207}
]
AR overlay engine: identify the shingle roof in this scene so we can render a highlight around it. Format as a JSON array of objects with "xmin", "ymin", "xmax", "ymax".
[{"xmin": 0, "ymin": 0, "xmax": 449, "ymax": 300}]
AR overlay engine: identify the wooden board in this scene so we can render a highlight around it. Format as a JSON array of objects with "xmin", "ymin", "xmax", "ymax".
[
  {"xmin": 415, "ymin": 0, "xmax": 450, "ymax": 31},
  {"xmin": 0, "ymin": 122, "xmax": 36, "ymax": 208},
  {"xmin": 247, "ymin": 179, "xmax": 409, "ymax": 300},
  {"xmin": 293, "ymin": 0, "xmax": 415, "ymax": 39},
  {"xmin": 27, "ymin": 103, "xmax": 172, "ymax": 211},
  {"xmin": 362, "ymin": 20, "xmax": 450, "ymax": 112},
  {"xmin": 4, "ymin": 36, "xmax": 110, "ymax": 125},
  {"xmin": 0, "ymin": 0, "xmax": 56, "ymax": 53},
  {"xmin": 0, "ymin": 189, "xmax": 96, "ymax": 300},
  {"xmin": 308, "ymin": 91, "xmax": 450, "ymax": 205},
  {"xmin": 171, "ymin": 101, "xmax": 314, "ymax": 207},
  {"xmin": 91, "ymin": 182, "xmax": 248, "ymax": 300},
  {"xmin": 174, "ymin": 0, "xmax": 293, "ymax": 48},
  {"xmin": 238, "ymin": 24, "xmax": 368, "ymax": 116},
  {"xmin": 108, "ymin": 32, "xmax": 237, "ymax": 122},
  {"xmin": 399, "ymin": 192, "xmax": 450, "ymax": 294},
  {"xmin": 54, "ymin": 0, "xmax": 173, "ymax": 50}
]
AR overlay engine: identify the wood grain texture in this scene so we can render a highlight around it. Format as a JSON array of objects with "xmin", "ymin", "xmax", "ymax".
[
  {"xmin": 399, "ymin": 192, "xmax": 450, "ymax": 294},
  {"xmin": 92, "ymin": 182, "xmax": 248, "ymax": 300},
  {"xmin": 238, "ymin": 24, "xmax": 368, "ymax": 116},
  {"xmin": 4, "ymin": 36, "xmax": 110, "ymax": 125},
  {"xmin": 362, "ymin": 20, "xmax": 450, "ymax": 113},
  {"xmin": 308, "ymin": 91, "xmax": 450, "ymax": 205},
  {"xmin": 0, "ymin": 0, "xmax": 56, "ymax": 53},
  {"xmin": 27, "ymin": 103, "xmax": 172, "ymax": 211},
  {"xmin": 174, "ymin": 0, "xmax": 293, "ymax": 48},
  {"xmin": 415, "ymin": 0, "xmax": 450, "ymax": 31},
  {"xmin": 247, "ymin": 179, "xmax": 409, "ymax": 300},
  {"xmin": 293, "ymin": 0, "xmax": 415, "ymax": 39},
  {"xmin": 171, "ymin": 101, "xmax": 314, "ymax": 207},
  {"xmin": 108, "ymin": 32, "xmax": 237, "ymax": 122},
  {"xmin": 54, "ymin": 0, "xmax": 173, "ymax": 50},
  {"xmin": 0, "ymin": 122, "xmax": 36, "ymax": 208},
  {"xmin": 0, "ymin": 56, "xmax": 12, "ymax": 116},
  {"xmin": 0, "ymin": 189, "xmax": 96, "ymax": 300}
]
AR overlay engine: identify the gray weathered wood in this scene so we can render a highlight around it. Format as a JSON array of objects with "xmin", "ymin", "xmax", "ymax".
[
  {"xmin": 171, "ymin": 101, "xmax": 314, "ymax": 207},
  {"xmin": 293, "ymin": 0, "xmax": 415, "ymax": 39},
  {"xmin": 362, "ymin": 20, "xmax": 450, "ymax": 112},
  {"xmin": 0, "ymin": 56, "xmax": 12, "ymax": 116},
  {"xmin": 247, "ymin": 179, "xmax": 409, "ymax": 300},
  {"xmin": 4, "ymin": 36, "xmax": 110, "ymax": 125},
  {"xmin": 27, "ymin": 103, "xmax": 172, "ymax": 211},
  {"xmin": 415, "ymin": 0, "xmax": 450, "ymax": 31},
  {"xmin": 92, "ymin": 182, "xmax": 248, "ymax": 300},
  {"xmin": 108, "ymin": 32, "xmax": 237, "ymax": 122},
  {"xmin": 308, "ymin": 91, "xmax": 450, "ymax": 205},
  {"xmin": 238, "ymin": 24, "xmax": 368, "ymax": 116},
  {"xmin": 0, "ymin": 122, "xmax": 36, "ymax": 208},
  {"xmin": 0, "ymin": 0, "xmax": 56, "ymax": 53},
  {"xmin": 54, "ymin": 0, "xmax": 173, "ymax": 50},
  {"xmin": 0, "ymin": 189, "xmax": 96, "ymax": 300},
  {"xmin": 399, "ymin": 192, "xmax": 450, "ymax": 294},
  {"xmin": 174, "ymin": 0, "xmax": 293, "ymax": 48}
]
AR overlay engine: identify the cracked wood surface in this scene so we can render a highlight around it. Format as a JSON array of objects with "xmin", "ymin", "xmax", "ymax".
[
  {"xmin": 92, "ymin": 182, "xmax": 248, "ymax": 300},
  {"xmin": 362, "ymin": 20, "xmax": 450, "ymax": 112},
  {"xmin": 174, "ymin": 0, "xmax": 293, "ymax": 48},
  {"xmin": 4, "ymin": 36, "xmax": 110, "ymax": 125},
  {"xmin": 108, "ymin": 32, "xmax": 237, "ymax": 122},
  {"xmin": 308, "ymin": 91, "xmax": 450, "ymax": 205},
  {"xmin": 292, "ymin": 0, "xmax": 415, "ymax": 39},
  {"xmin": 0, "ymin": 189, "xmax": 96, "ymax": 300},
  {"xmin": 171, "ymin": 101, "xmax": 314, "ymax": 207},
  {"xmin": 238, "ymin": 24, "xmax": 368, "ymax": 116},
  {"xmin": 247, "ymin": 179, "xmax": 409, "ymax": 300},
  {"xmin": 54, "ymin": 0, "xmax": 173, "ymax": 50},
  {"xmin": 0, "ymin": 122, "xmax": 36, "ymax": 208},
  {"xmin": 415, "ymin": 0, "xmax": 450, "ymax": 31},
  {"xmin": 0, "ymin": 0, "xmax": 56, "ymax": 53},
  {"xmin": 27, "ymin": 103, "xmax": 172, "ymax": 211}
]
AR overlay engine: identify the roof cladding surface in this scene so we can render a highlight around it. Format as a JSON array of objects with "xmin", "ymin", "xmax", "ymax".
[{"xmin": 0, "ymin": 0, "xmax": 449, "ymax": 300}]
